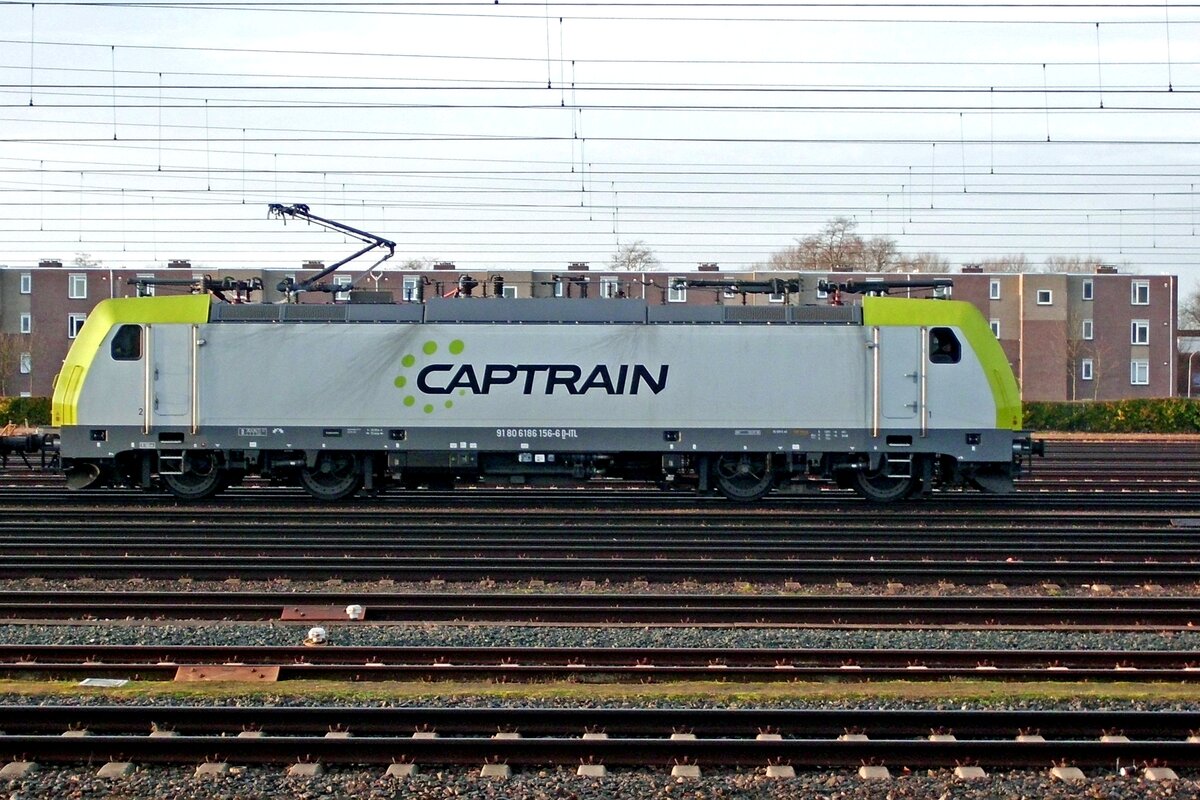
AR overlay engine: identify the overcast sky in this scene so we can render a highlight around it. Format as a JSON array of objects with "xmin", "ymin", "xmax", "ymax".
[{"xmin": 1, "ymin": 1, "xmax": 1197, "ymax": 288}]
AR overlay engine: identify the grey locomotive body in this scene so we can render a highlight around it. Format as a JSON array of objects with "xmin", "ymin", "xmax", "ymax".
[{"xmin": 53, "ymin": 292, "xmax": 1034, "ymax": 502}]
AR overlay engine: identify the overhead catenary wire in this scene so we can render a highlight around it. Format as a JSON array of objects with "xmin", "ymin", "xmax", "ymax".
[{"xmin": 0, "ymin": 1, "xmax": 1197, "ymax": 275}]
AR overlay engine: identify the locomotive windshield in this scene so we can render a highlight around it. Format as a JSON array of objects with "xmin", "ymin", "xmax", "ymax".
[
  {"xmin": 111, "ymin": 324, "xmax": 142, "ymax": 361},
  {"xmin": 929, "ymin": 327, "xmax": 960, "ymax": 364}
]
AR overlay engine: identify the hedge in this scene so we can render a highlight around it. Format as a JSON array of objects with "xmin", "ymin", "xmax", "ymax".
[
  {"xmin": 1023, "ymin": 399, "xmax": 1200, "ymax": 433},
  {"xmin": 0, "ymin": 396, "xmax": 51, "ymax": 428}
]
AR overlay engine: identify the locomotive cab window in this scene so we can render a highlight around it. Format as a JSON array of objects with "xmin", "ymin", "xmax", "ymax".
[
  {"xmin": 111, "ymin": 324, "xmax": 143, "ymax": 361},
  {"xmin": 929, "ymin": 328, "xmax": 961, "ymax": 364}
]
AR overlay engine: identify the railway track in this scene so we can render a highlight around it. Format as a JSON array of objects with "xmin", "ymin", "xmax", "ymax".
[
  {"xmin": 1, "ymin": 489, "xmax": 1199, "ymax": 584},
  {"xmin": 4, "ymin": 555, "xmax": 1196, "ymax": 584},
  {"xmin": 2, "ymin": 706, "xmax": 1198, "ymax": 769},
  {"xmin": 3, "ymin": 644, "xmax": 1198, "ymax": 683},
  {"xmin": 0, "ymin": 590, "xmax": 1195, "ymax": 627}
]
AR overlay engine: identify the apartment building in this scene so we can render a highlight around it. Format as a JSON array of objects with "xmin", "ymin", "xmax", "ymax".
[{"xmin": 0, "ymin": 259, "xmax": 1176, "ymax": 402}]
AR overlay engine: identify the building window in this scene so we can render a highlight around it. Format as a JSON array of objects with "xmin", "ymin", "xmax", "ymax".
[
  {"xmin": 1036, "ymin": 289, "xmax": 1053, "ymax": 305},
  {"xmin": 19, "ymin": 313, "xmax": 31, "ymax": 334},
  {"xmin": 989, "ymin": 319, "xmax": 1000, "ymax": 338},
  {"xmin": 668, "ymin": 280, "xmax": 686, "ymax": 303},
  {"xmin": 599, "ymin": 276, "xmax": 621, "ymax": 299},
  {"xmin": 19, "ymin": 273, "xmax": 31, "ymax": 294},
  {"xmin": 768, "ymin": 291, "xmax": 785, "ymax": 303},
  {"xmin": 1131, "ymin": 320, "xmax": 1149, "ymax": 345},
  {"xmin": 1131, "ymin": 280, "xmax": 1149, "ymax": 305},
  {"xmin": 1081, "ymin": 358, "xmax": 1093, "ymax": 381},
  {"xmin": 68, "ymin": 313, "xmax": 87, "ymax": 339},
  {"xmin": 1130, "ymin": 359, "xmax": 1149, "ymax": 385},
  {"xmin": 502, "ymin": 284, "xmax": 518, "ymax": 299},
  {"xmin": 815, "ymin": 284, "xmax": 828, "ymax": 300},
  {"xmin": 1082, "ymin": 318, "xmax": 1093, "ymax": 340},
  {"xmin": 989, "ymin": 279, "xmax": 1000, "ymax": 300},
  {"xmin": 18, "ymin": 353, "xmax": 31, "ymax": 374},
  {"xmin": 68, "ymin": 273, "xmax": 87, "ymax": 300},
  {"xmin": 402, "ymin": 277, "xmax": 421, "ymax": 302},
  {"xmin": 332, "ymin": 275, "xmax": 352, "ymax": 302},
  {"xmin": 1082, "ymin": 279, "xmax": 1094, "ymax": 301},
  {"xmin": 552, "ymin": 279, "xmax": 565, "ymax": 298}
]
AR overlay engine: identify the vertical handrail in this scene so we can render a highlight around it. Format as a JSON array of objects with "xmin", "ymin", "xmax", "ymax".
[
  {"xmin": 190, "ymin": 324, "xmax": 199, "ymax": 436},
  {"xmin": 919, "ymin": 327, "xmax": 928, "ymax": 437},
  {"xmin": 143, "ymin": 326, "xmax": 152, "ymax": 435},
  {"xmin": 871, "ymin": 327, "xmax": 880, "ymax": 438}
]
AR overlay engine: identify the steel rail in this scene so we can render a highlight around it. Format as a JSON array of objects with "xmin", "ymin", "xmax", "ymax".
[
  {"xmin": 0, "ymin": 498, "xmax": 1185, "ymax": 521},
  {"xmin": 5, "ymin": 734, "xmax": 1200, "ymax": 769},
  {"xmin": 1, "ymin": 705, "xmax": 1196, "ymax": 738},
  {"xmin": 7, "ymin": 734, "xmax": 1200, "ymax": 769},
  {"xmin": 3, "ymin": 536, "xmax": 1196, "ymax": 561},
  {"xmin": 2, "ymin": 645, "xmax": 1199, "ymax": 683},
  {"xmin": 0, "ymin": 591, "xmax": 1197, "ymax": 627},
  {"xmin": 1, "ymin": 555, "xmax": 1196, "ymax": 584},
  {"xmin": 4, "ymin": 482, "xmax": 1200, "ymax": 506}
]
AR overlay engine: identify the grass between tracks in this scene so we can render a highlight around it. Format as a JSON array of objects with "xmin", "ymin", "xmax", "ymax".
[{"xmin": 3, "ymin": 679, "xmax": 1200, "ymax": 706}]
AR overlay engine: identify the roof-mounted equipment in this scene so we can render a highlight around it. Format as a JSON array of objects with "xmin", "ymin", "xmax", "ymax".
[
  {"xmin": 268, "ymin": 203, "xmax": 396, "ymax": 298},
  {"xmin": 818, "ymin": 278, "xmax": 953, "ymax": 297},
  {"xmin": 671, "ymin": 277, "xmax": 802, "ymax": 303},
  {"xmin": 129, "ymin": 275, "xmax": 264, "ymax": 304}
]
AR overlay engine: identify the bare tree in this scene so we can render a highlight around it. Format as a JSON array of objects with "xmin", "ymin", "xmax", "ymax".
[
  {"xmin": 1044, "ymin": 255, "xmax": 1104, "ymax": 273},
  {"xmin": 0, "ymin": 333, "xmax": 22, "ymax": 397},
  {"xmin": 979, "ymin": 255, "xmax": 1031, "ymax": 273},
  {"xmin": 897, "ymin": 252, "xmax": 951, "ymax": 273},
  {"xmin": 610, "ymin": 241, "xmax": 660, "ymax": 272},
  {"xmin": 73, "ymin": 252, "xmax": 101, "ymax": 268},
  {"xmin": 763, "ymin": 242, "xmax": 814, "ymax": 271},
  {"xmin": 810, "ymin": 217, "xmax": 862, "ymax": 271},
  {"xmin": 401, "ymin": 258, "xmax": 438, "ymax": 271},
  {"xmin": 1180, "ymin": 282, "xmax": 1200, "ymax": 329},
  {"xmin": 861, "ymin": 237, "xmax": 899, "ymax": 271},
  {"xmin": 762, "ymin": 217, "xmax": 899, "ymax": 272}
]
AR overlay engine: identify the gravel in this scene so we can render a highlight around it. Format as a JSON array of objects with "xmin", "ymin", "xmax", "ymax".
[
  {"xmin": 3, "ymin": 764, "xmax": 1197, "ymax": 800},
  {"xmin": 1, "ymin": 621, "xmax": 1196, "ymax": 653}
]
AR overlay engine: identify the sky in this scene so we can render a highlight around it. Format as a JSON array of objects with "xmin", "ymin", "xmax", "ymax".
[{"xmin": 0, "ymin": 0, "xmax": 1198, "ymax": 288}]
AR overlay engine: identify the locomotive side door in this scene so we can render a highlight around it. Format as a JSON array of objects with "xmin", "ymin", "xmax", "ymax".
[
  {"xmin": 875, "ymin": 327, "xmax": 921, "ymax": 424},
  {"xmin": 149, "ymin": 324, "xmax": 194, "ymax": 427}
]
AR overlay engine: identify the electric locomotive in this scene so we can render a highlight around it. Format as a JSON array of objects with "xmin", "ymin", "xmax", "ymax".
[{"xmin": 50, "ymin": 206, "xmax": 1038, "ymax": 502}]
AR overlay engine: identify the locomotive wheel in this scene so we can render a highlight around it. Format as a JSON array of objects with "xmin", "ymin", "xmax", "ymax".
[
  {"xmin": 851, "ymin": 466, "xmax": 920, "ymax": 503},
  {"xmin": 713, "ymin": 454, "xmax": 773, "ymax": 502},
  {"xmin": 300, "ymin": 452, "xmax": 363, "ymax": 501},
  {"xmin": 161, "ymin": 452, "xmax": 225, "ymax": 501}
]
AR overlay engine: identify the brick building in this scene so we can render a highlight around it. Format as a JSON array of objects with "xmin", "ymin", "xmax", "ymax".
[{"xmin": 0, "ymin": 259, "xmax": 1177, "ymax": 403}]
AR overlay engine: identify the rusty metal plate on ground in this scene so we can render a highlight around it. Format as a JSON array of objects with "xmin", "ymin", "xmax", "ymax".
[
  {"xmin": 280, "ymin": 605, "xmax": 365, "ymax": 621},
  {"xmin": 174, "ymin": 665, "xmax": 280, "ymax": 682}
]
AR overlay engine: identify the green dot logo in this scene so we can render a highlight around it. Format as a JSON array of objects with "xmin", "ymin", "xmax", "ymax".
[{"xmin": 394, "ymin": 338, "xmax": 466, "ymax": 414}]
